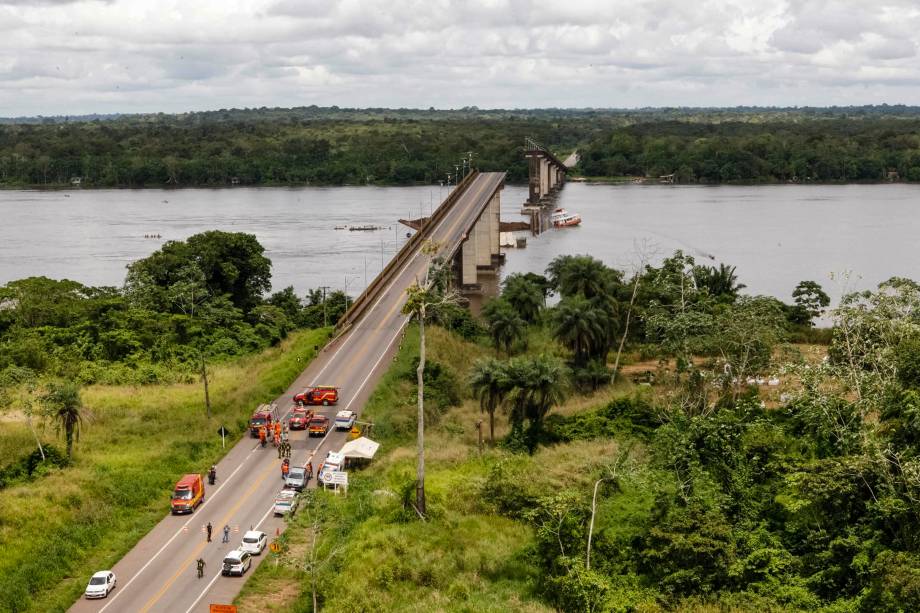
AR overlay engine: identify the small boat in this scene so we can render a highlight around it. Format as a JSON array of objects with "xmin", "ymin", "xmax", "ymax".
[
  {"xmin": 550, "ymin": 208, "xmax": 581, "ymax": 227},
  {"xmin": 334, "ymin": 225, "xmax": 347, "ymax": 230}
]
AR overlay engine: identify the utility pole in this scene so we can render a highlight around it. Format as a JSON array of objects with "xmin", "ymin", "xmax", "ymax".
[{"xmin": 319, "ymin": 286, "xmax": 330, "ymax": 328}]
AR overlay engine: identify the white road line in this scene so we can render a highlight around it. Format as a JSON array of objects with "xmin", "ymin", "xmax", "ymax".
[{"xmin": 97, "ymin": 452, "xmax": 259, "ymax": 613}]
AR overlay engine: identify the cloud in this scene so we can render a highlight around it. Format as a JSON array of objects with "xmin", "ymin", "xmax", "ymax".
[{"xmin": 2, "ymin": 0, "xmax": 920, "ymax": 115}]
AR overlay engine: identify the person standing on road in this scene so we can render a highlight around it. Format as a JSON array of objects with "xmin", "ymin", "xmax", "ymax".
[
  {"xmin": 206, "ymin": 522, "xmax": 212, "ymax": 543},
  {"xmin": 222, "ymin": 524, "xmax": 230, "ymax": 543},
  {"xmin": 197, "ymin": 557, "xmax": 206, "ymax": 579}
]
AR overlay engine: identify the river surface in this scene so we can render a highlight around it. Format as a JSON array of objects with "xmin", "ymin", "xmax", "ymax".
[{"xmin": 0, "ymin": 182, "xmax": 916, "ymax": 305}]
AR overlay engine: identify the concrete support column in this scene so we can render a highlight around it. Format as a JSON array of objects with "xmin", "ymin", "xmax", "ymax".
[
  {"xmin": 475, "ymin": 211, "xmax": 491, "ymax": 268},
  {"xmin": 488, "ymin": 191, "xmax": 500, "ymax": 258},
  {"xmin": 549, "ymin": 165, "xmax": 556, "ymax": 190},
  {"xmin": 528, "ymin": 155, "xmax": 541, "ymax": 204},
  {"xmin": 461, "ymin": 235, "xmax": 477, "ymax": 285},
  {"xmin": 540, "ymin": 158, "xmax": 549, "ymax": 198}
]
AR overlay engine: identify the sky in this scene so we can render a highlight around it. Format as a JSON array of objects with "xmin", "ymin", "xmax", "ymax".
[{"xmin": 1, "ymin": 0, "xmax": 919, "ymax": 116}]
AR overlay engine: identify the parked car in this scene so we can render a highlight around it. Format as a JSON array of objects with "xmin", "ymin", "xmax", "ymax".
[
  {"xmin": 84, "ymin": 570, "xmax": 116, "ymax": 599},
  {"xmin": 288, "ymin": 407, "xmax": 314, "ymax": 430},
  {"xmin": 273, "ymin": 489, "xmax": 300, "ymax": 516},
  {"xmin": 308, "ymin": 415, "xmax": 330, "ymax": 436},
  {"xmin": 239, "ymin": 530, "xmax": 267, "ymax": 555},
  {"xmin": 285, "ymin": 466, "xmax": 308, "ymax": 491},
  {"xmin": 294, "ymin": 385, "xmax": 339, "ymax": 406},
  {"xmin": 221, "ymin": 550, "xmax": 252, "ymax": 576},
  {"xmin": 170, "ymin": 474, "xmax": 204, "ymax": 514},
  {"xmin": 334, "ymin": 410, "xmax": 357, "ymax": 430}
]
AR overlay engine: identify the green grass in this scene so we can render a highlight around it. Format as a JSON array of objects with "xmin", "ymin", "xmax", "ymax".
[
  {"xmin": 0, "ymin": 327, "xmax": 331, "ymax": 613},
  {"xmin": 234, "ymin": 324, "xmax": 640, "ymax": 612}
]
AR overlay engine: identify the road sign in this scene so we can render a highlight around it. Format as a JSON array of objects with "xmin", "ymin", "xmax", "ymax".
[
  {"xmin": 269, "ymin": 541, "xmax": 281, "ymax": 553},
  {"xmin": 216, "ymin": 425, "xmax": 230, "ymax": 437},
  {"xmin": 321, "ymin": 471, "xmax": 348, "ymax": 486},
  {"xmin": 209, "ymin": 605, "xmax": 237, "ymax": 613}
]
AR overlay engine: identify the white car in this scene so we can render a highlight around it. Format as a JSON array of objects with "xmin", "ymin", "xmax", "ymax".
[
  {"xmin": 221, "ymin": 550, "xmax": 252, "ymax": 576},
  {"xmin": 334, "ymin": 410, "xmax": 356, "ymax": 430},
  {"xmin": 84, "ymin": 570, "xmax": 116, "ymax": 599},
  {"xmin": 239, "ymin": 530, "xmax": 267, "ymax": 555},
  {"xmin": 273, "ymin": 489, "xmax": 299, "ymax": 516}
]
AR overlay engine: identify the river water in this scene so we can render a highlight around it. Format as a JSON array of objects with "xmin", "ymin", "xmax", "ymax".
[{"xmin": 0, "ymin": 182, "xmax": 916, "ymax": 305}]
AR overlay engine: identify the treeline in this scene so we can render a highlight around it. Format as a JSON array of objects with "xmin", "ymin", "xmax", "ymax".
[
  {"xmin": 9, "ymin": 105, "xmax": 920, "ymax": 188},
  {"xmin": 579, "ymin": 118, "xmax": 920, "ymax": 182},
  {"xmin": 0, "ymin": 116, "xmax": 585, "ymax": 187},
  {"xmin": 0, "ymin": 231, "xmax": 347, "ymax": 385}
]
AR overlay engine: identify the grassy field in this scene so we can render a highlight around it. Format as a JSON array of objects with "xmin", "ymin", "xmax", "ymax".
[
  {"xmin": 0, "ymin": 327, "xmax": 331, "ymax": 613},
  {"xmin": 234, "ymin": 325, "xmax": 637, "ymax": 612}
]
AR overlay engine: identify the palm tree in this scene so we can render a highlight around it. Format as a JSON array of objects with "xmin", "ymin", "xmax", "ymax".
[
  {"xmin": 692, "ymin": 263, "xmax": 745, "ymax": 300},
  {"xmin": 504, "ymin": 355, "xmax": 568, "ymax": 451},
  {"xmin": 547, "ymin": 254, "xmax": 620, "ymax": 300},
  {"xmin": 482, "ymin": 298, "xmax": 527, "ymax": 354},
  {"xmin": 42, "ymin": 381, "xmax": 84, "ymax": 458},
  {"xmin": 501, "ymin": 274, "xmax": 543, "ymax": 323},
  {"xmin": 552, "ymin": 296, "xmax": 608, "ymax": 365},
  {"xmin": 469, "ymin": 358, "xmax": 509, "ymax": 445}
]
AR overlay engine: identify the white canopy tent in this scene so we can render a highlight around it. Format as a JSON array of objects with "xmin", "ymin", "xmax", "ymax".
[{"xmin": 338, "ymin": 437, "xmax": 380, "ymax": 460}]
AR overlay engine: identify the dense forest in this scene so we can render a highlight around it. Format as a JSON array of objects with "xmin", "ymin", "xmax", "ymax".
[
  {"xmin": 6, "ymin": 105, "xmax": 920, "ymax": 187},
  {"xmin": 578, "ymin": 119, "xmax": 920, "ymax": 183},
  {"xmin": 0, "ymin": 231, "xmax": 347, "ymax": 386}
]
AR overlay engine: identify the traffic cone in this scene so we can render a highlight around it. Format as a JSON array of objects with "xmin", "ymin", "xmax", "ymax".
[{"xmin": 276, "ymin": 527, "xmax": 280, "ymax": 536}]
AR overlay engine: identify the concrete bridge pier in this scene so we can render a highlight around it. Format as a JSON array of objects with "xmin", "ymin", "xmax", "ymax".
[
  {"xmin": 458, "ymin": 189, "xmax": 503, "ymax": 293},
  {"xmin": 525, "ymin": 141, "xmax": 568, "ymax": 206}
]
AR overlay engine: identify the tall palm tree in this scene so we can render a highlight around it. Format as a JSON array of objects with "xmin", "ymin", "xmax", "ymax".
[
  {"xmin": 42, "ymin": 381, "xmax": 84, "ymax": 458},
  {"xmin": 469, "ymin": 358, "xmax": 509, "ymax": 444},
  {"xmin": 482, "ymin": 298, "xmax": 527, "ymax": 355},
  {"xmin": 501, "ymin": 274, "xmax": 543, "ymax": 323},
  {"xmin": 547, "ymin": 254, "xmax": 620, "ymax": 300},
  {"xmin": 504, "ymin": 355, "xmax": 568, "ymax": 451},
  {"xmin": 552, "ymin": 296, "xmax": 608, "ymax": 365}
]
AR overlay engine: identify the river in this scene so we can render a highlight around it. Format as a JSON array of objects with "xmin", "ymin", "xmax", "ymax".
[{"xmin": 0, "ymin": 182, "xmax": 916, "ymax": 305}]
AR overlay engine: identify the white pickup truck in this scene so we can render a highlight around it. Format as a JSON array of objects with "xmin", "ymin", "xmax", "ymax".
[{"xmin": 334, "ymin": 410, "xmax": 356, "ymax": 431}]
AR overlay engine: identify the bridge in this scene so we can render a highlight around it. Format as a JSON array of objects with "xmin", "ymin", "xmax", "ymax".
[
  {"xmin": 524, "ymin": 137, "xmax": 569, "ymax": 205},
  {"xmin": 70, "ymin": 171, "xmax": 507, "ymax": 613}
]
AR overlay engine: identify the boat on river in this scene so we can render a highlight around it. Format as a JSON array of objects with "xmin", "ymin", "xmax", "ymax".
[{"xmin": 550, "ymin": 208, "xmax": 581, "ymax": 227}]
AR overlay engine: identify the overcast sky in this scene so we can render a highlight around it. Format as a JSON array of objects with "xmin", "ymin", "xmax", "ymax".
[{"xmin": 1, "ymin": 0, "xmax": 919, "ymax": 116}]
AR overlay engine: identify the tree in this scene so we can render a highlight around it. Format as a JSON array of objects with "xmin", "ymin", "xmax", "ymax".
[
  {"xmin": 482, "ymin": 298, "xmax": 527, "ymax": 355},
  {"xmin": 552, "ymin": 296, "xmax": 608, "ymax": 365},
  {"xmin": 167, "ymin": 266, "xmax": 213, "ymax": 418},
  {"xmin": 505, "ymin": 355, "xmax": 568, "ymax": 450},
  {"xmin": 0, "ymin": 366, "xmax": 44, "ymax": 460},
  {"xmin": 711, "ymin": 296, "xmax": 787, "ymax": 401},
  {"xmin": 469, "ymin": 358, "xmax": 509, "ymax": 444},
  {"xmin": 125, "ymin": 230, "xmax": 271, "ymax": 314},
  {"xmin": 501, "ymin": 274, "xmax": 544, "ymax": 323},
  {"xmin": 790, "ymin": 280, "xmax": 831, "ymax": 326},
  {"xmin": 547, "ymin": 254, "xmax": 620, "ymax": 300},
  {"xmin": 41, "ymin": 381, "xmax": 84, "ymax": 458},
  {"xmin": 401, "ymin": 243, "xmax": 458, "ymax": 517},
  {"xmin": 692, "ymin": 263, "xmax": 746, "ymax": 301}
]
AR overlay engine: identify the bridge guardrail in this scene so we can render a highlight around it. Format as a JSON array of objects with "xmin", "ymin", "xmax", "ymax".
[{"xmin": 337, "ymin": 169, "xmax": 481, "ymax": 329}]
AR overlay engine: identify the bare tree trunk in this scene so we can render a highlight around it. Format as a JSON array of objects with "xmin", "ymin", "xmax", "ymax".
[
  {"xmin": 586, "ymin": 477, "xmax": 606, "ymax": 570},
  {"xmin": 199, "ymin": 347, "xmax": 211, "ymax": 419},
  {"xmin": 26, "ymin": 414, "xmax": 45, "ymax": 461},
  {"xmin": 612, "ymin": 276, "xmax": 641, "ymax": 380},
  {"xmin": 416, "ymin": 305, "xmax": 426, "ymax": 516},
  {"xmin": 489, "ymin": 407, "xmax": 495, "ymax": 444}
]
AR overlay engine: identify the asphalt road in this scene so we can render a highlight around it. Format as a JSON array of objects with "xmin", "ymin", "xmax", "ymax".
[{"xmin": 69, "ymin": 171, "xmax": 506, "ymax": 613}]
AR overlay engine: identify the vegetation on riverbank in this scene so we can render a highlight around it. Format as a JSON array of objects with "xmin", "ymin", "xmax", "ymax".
[
  {"xmin": 0, "ymin": 326, "xmax": 329, "ymax": 613},
  {"xmin": 239, "ymin": 253, "xmax": 920, "ymax": 612},
  {"xmin": 6, "ymin": 105, "xmax": 920, "ymax": 188}
]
